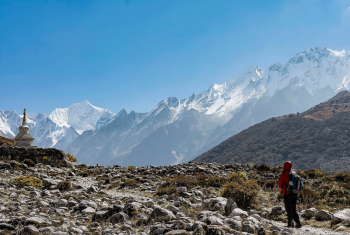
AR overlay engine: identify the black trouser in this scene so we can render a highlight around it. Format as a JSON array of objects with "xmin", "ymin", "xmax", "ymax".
[{"xmin": 284, "ymin": 194, "xmax": 300, "ymax": 223}]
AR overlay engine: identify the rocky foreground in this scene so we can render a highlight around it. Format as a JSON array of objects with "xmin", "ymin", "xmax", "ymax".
[{"xmin": 0, "ymin": 160, "xmax": 349, "ymax": 235}]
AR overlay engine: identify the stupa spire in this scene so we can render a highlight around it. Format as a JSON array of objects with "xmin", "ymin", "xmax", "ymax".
[
  {"xmin": 14, "ymin": 108, "xmax": 35, "ymax": 147},
  {"xmin": 22, "ymin": 108, "xmax": 27, "ymax": 126}
]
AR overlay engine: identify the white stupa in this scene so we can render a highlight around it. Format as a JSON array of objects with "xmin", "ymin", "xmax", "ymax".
[{"xmin": 14, "ymin": 108, "xmax": 35, "ymax": 147}]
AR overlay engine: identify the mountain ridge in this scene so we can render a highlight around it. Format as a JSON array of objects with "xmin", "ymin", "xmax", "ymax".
[
  {"xmin": 1, "ymin": 46, "xmax": 350, "ymax": 167},
  {"xmin": 193, "ymin": 90, "xmax": 350, "ymax": 173}
]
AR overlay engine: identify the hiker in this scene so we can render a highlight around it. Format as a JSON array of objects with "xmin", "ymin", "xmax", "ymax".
[{"xmin": 278, "ymin": 161, "xmax": 302, "ymax": 228}]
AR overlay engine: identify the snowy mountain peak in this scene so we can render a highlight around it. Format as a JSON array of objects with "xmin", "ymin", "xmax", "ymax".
[{"xmin": 48, "ymin": 101, "xmax": 115, "ymax": 134}]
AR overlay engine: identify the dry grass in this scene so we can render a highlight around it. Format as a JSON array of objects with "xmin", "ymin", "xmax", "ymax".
[{"xmin": 10, "ymin": 176, "xmax": 42, "ymax": 188}]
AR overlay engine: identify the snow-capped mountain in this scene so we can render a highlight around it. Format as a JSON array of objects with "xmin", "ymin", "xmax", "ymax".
[
  {"xmin": 1, "ymin": 47, "xmax": 349, "ymax": 167},
  {"xmin": 48, "ymin": 100, "xmax": 115, "ymax": 134},
  {"xmin": 0, "ymin": 101, "xmax": 115, "ymax": 150}
]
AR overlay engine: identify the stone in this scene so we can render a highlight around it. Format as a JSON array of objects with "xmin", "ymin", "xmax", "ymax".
[
  {"xmin": 315, "ymin": 210, "xmax": 334, "ymax": 221},
  {"xmin": 224, "ymin": 198, "xmax": 237, "ymax": 216},
  {"xmin": 82, "ymin": 207, "xmax": 96, "ymax": 214},
  {"xmin": 305, "ymin": 208, "xmax": 318, "ymax": 218},
  {"xmin": 0, "ymin": 223, "xmax": 15, "ymax": 230},
  {"xmin": 223, "ymin": 218, "xmax": 241, "ymax": 230},
  {"xmin": 242, "ymin": 220, "xmax": 255, "ymax": 234},
  {"xmin": 232, "ymin": 208, "xmax": 248, "ymax": 218},
  {"xmin": 257, "ymin": 226, "xmax": 266, "ymax": 235},
  {"xmin": 164, "ymin": 230, "xmax": 190, "ymax": 235},
  {"xmin": 335, "ymin": 226, "xmax": 347, "ymax": 232},
  {"xmin": 149, "ymin": 207, "xmax": 176, "ymax": 222},
  {"xmin": 332, "ymin": 209, "xmax": 350, "ymax": 224},
  {"xmin": 203, "ymin": 197, "xmax": 227, "ymax": 212},
  {"xmin": 109, "ymin": 212, "xmax": 129, "ymax": 224},
  {"xmin": 19, "ymin": 225, "xmax": 39, "ymax": 235},
  {"xmin": 92, "ymin": 211, "xmax": 109, "ymax": 222},
  {"xmin": 37, "ymin": 201, "xmax": 50, "ymax": 208},
  {"xmin": 57, "ymin": 199, "xmax": 68, "ymax": 207},
  {"xmin": 25, "ymin": 217, "xmax": 49, "ymax": 227},
  {"xmin": 176, "ymin": 187, "xmax": 187, "ymax": 193},
  {"xmin": 206, "ymin": 225, "xmax": 227, "ymax": 235}
]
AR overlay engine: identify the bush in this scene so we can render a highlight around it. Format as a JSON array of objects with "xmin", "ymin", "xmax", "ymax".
[
  {"xmin": 67, "ymin": 153, "xmax": 77, "ymax": 162},
  {"xmin": 334, "ymin": 172, "xmax": 350, "ymax": 182},
  {"xmin": 264, "ymin": 179, "xmax": 278, "ymax": 190},
  {"xmin": 22, "ymin": 159, "xmax": 36, "ymax": 167},
  {"xmin": 300, "ymin": 169, "xmax": 324, "ymax": 179},
  {"xmin": 326, "ymin": 185, "xmax": 348, "ymax": 198},
  {"xmin": 56, "ymin": 180, "xmax": 72, "ymax": 191},
  {"xmin": 228, "ymin": 172, "xmax": 247, "ymax": 182},
  {"xmin": 256, "ymin": 163, "xmax": 271, "ymax": 172},
  {"xmin": 300, "ymin": 185, "xmax": 320, "ymax": 206},
  {"xmin": 10, "ymin": 176, "xmax": 42, "ymax": 188},
  {"xmin": 155, "ymin": 186, "xmax": 177, "ymax": 196},
  {"xmin": 271, "ymin": 165, "xmax": 283, "ymax": 174},
  {"xmin": 221, "ymin": 179, "xmax": 259, "ymax": 208}
]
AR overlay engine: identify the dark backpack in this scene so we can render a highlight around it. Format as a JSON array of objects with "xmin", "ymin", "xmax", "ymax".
[{"xmin": 285, "ymin": 171, "xmax": 303, "ymax": 194}]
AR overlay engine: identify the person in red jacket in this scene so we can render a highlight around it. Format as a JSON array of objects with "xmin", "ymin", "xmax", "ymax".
[{"xmin": 278, "ymin": 161, "xmax": 302, "ymax": 228}]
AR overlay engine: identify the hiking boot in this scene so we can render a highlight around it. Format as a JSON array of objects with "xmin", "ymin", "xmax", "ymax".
[
  {"xmin": 295, "ymin": 222, "xmax": 302, "ymax": 228},
  {"xmin": 287, "ymin": 221, "xmax": 294, "ymax": 228}
]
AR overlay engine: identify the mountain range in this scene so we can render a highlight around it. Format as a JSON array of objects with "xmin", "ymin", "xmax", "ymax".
[
  {"xmin": 1, "ymin": 46, "xmax": 350, "ymax": 166},
  {"xmin": 194, "ymin": 90, "xmax": 350, "ymax": 173}
]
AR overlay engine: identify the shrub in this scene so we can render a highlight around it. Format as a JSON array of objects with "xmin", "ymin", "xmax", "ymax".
[
  {"xmin": 205, "ymin": 176, "xmax": 228, "ymax": 188},
  {"xmin": 300, "ymin": 169, "xmax": 324, "ymax": 179},
  {"xmin": 221, "ymin": 179, "xmax": 259, "ymax": 208},
  {"xmin": 66, "ymin": 153, "xmax": 77, "ymax": 162},
  {"xmin": 326, "ymin": 185, "xmax": 348, "ymax": 198},
  {"xmin": 334, "ymin": 171, "xmax": 350, "ymax": 182},
  {"xmin": 256, "ymin": 163, "xmax": 271, "ymax": 172},
  {"xmin": 264, "ymin": 179, "xmax": 278, "ymax": 190},
  {"xmin": 76, "ymin": 163, "xmax": 87, "ymax": 169},
  {"xmin": 228, "ymin": 172, "xmax": 247, "ymax": 182},
  {"xmin": 22, "ymin": 159, "xmax": 36, "ymax": 167},
  {"xmin": 56, "ymin": 180, "xmax": 72, "ymax": 191},
  {"xmin": 10, "ymin": 176, "xmax": 42, "ymax": 188},
  {"xmin": 155, "ymin": 186, "xmax": 177, "ymax": 196},
  {"xmin": 300, "ymin": 185, "xmax": 320, "ymax": 206},
  {"xmin": 271, "ymin": 165, "xmax": 283, "ymax": 174}
]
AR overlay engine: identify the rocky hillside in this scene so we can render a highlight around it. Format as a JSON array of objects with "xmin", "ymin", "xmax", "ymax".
[
  {"xmin": 194, "ymin": 91, "xmax": 350, "ymax": 173},
  {"xmin": 1, "ymin": 159, "xmax": 350, "ymax": 234}
]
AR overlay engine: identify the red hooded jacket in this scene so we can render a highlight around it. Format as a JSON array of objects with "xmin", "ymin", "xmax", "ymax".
[{"xmin": 279, "ymin": 161, "xmax": 292, "ymax": 195}]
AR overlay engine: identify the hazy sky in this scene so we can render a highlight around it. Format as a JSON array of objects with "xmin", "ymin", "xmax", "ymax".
[{"xmin": 1, "ymin": 0, "xmax": 350, "ymax": 115}]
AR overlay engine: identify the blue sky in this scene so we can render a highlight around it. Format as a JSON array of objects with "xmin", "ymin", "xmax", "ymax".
[{"xmin": 1, "ymin": 0, "xmax": 350, "ymax": 115}]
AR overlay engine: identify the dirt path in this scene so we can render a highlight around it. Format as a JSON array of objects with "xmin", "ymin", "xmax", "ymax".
[{"xmin": 270, "ymin": 220, "xmax": 350, "ymax": 235}]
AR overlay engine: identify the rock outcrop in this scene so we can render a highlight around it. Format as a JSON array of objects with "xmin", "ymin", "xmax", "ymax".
[{"xmin": 0, "ymin": 146, "xmax": 73, "ymax": 167}]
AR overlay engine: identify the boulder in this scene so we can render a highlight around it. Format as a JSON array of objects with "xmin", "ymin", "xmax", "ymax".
[
  {"xmin": 203, "ymin": 197, "xmax": 227, "ymax": 212},
  {"xmin": 242, "ymin": 220, "xmax": 255, "ymax": 234},
  {"xmin": 149, "ymin": 207, "xmax": 176, "ymax": 222},
  {"xmin": 165, "ymin": 230, "xmax": 190, "ymax": 235},
  {"xmin": 224, "ymin": 198, "xmax": 237, "ymax": 216},
  {"xmin": 332, "ymin": 209, "xmax": 350, "ymax": 224},
  {"xmin": 305, "ymin": 208, "xmax": 318, "ymax": 219},
  {"xmin": 92, "ymin": 210, "xmax": 109, "ymax": 222},
  {"xmin": 0, "ymin": 223, "xmax": 15, "ymax": 230},
  {"xmin": 315, "ymin": 210, "xmax": 334, "ymax": 221},
  {"xmin": 109, "ymin": 212, "xmax": 129, "ymax": 224},
  {"xmin": 19, "ymin": 226, "xmax": 39, "ymax": 235},
  {"xmin": 232, "ymin": 208, "xmax": 248, "ymax": 219}
]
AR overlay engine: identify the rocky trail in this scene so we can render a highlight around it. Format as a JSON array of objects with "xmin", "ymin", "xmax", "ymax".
[{"xmin": 0, "ymin": 160, "xmax": 349, "ymax": 235}]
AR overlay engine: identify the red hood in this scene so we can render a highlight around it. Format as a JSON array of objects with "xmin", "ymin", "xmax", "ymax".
[{"xmin": 283, "ymin": 161, "xmax": 292, "ymax": 171}]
